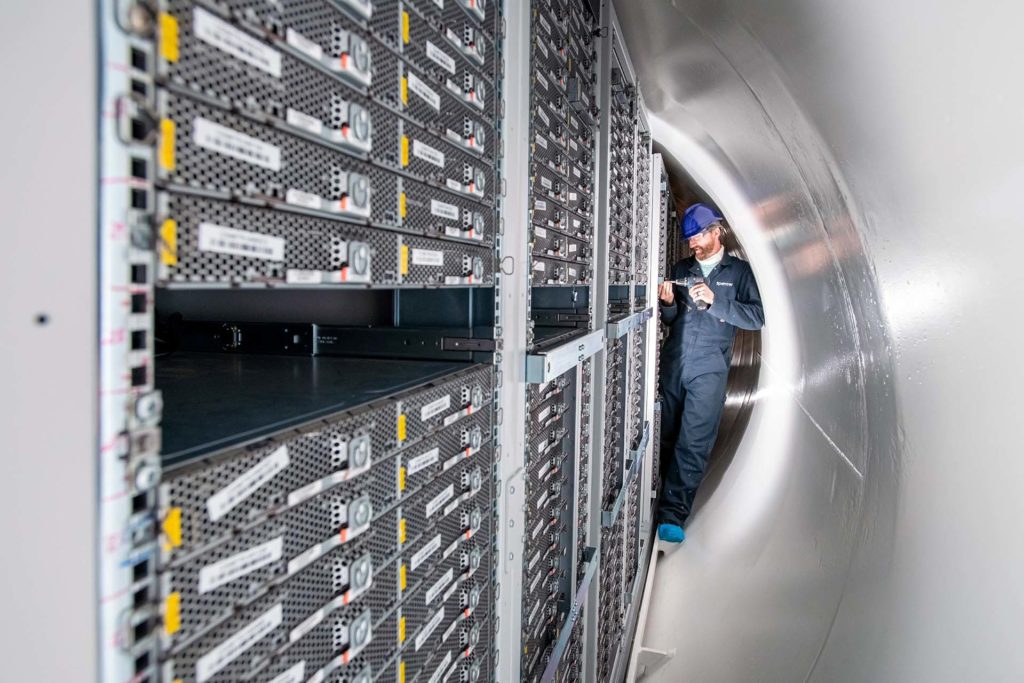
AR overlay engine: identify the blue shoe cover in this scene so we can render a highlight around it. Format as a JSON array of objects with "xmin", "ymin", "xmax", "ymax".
[{"xmin": 658, "ymin": 523, "xmax": 685, "ymax": 543}]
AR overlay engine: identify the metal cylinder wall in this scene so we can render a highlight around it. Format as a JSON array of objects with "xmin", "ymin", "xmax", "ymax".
[{"xmin": 617, "ymin": 0, "xmax": 1024, "ymax": 681}]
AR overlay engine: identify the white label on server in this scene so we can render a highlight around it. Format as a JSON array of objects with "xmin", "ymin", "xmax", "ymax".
[
  {"xmin": 407, "ymin": 447, "xmax": 440, "ymax": 476},
  {"xmin": 529, "ymin": 567, "xmax": 543, "ymax": 592},
  {"xmin": 569, "ymin": 267, "xmax": 578, "ymax": 277},
  {"xmin": 426, "ymin": 40, "xmax": 456, "ymax": 74},
  {"xmin": 413, "ymin": 139, "xmax": 446, "ymax": 167},
  {"xmin": 196, "ymin": 604, "xmax": 283, "ymax": 682},
  {"xmin": 572, "ymin": 217, "xmax": 581, "ymax": 229},
  {"xmin": 537, "ymin": 107, "xmax": 550, "ymax": 126},
  {"xmin": 528, "ymin": 550, "xmax": 541, "ymax": 571},
  {"xmin": 193, "ymin": 117, "xmax": 281, "ymax": 170},
  {"xmin": 198, "ymin": 537, "xmax": 284, "ymax": 593},
  {"xmin": 415, "ymin": 607, "xmax": 446, "ymax": 651},
  {"xmin": 285, "ymin": 188, "xmax": 322, "ymax": 209},
  {"xmin": 420, "ymin": 394, "xmax": 452, "ymax": 420},
  {"xmin": 285, "ymin": 270, "xmax": 323, "ymax": 285},
  {"xmin": 537, "ymin": 460, "xmax": 552, "ymax": 480},
  {"xmin": 569, "ymin": 139, "xmax": 578, "ymax": 151},
  {"xmin": 442, "ymin": 497, "xmax": 460, "ymax": 518},
  {"xmin": 411, "ymin": 534, "xmax": 442, "ymax": 571},
  {"xmin": 207, "ymin": 445, "xmax": 289, "ymax": 521},
  {"xmin": 536, "ymin": 38, "xmax": 549, "ymax": 58},
  {"xmin": 194, "ymin": 8, "xmax": 281, "ymax": 77},
  {"xmin": 573, "ymin": 165, "xmax": 582, "ymax": 178},
  {"xmin": 569, "ymin": 243, "xmax": 578, "ymax": 253},
  {"xmin": 408, "ymin": 71, "xmax": 441, "ymax": 110},
  {"xmin": 534, "ymin": 227, "xmax": 547, "ymax": 239},
  {"xmin": 433, "ymin": 0, "xmax": 444, "ymax": 7},
  {"xmin": 429, "ymin": 652, "xmax": 453, "ymax": 683},
  {"xmin": 540, "ymin": 176, "xmax": 552, "ymax": 190},
  {"xmin": 428, "ymin": 198, "xmax": 460, "ymax": 220},
  {"xmin": 286, "ymin": 542, "xmax": 324, "ymax": 576},
  {"xmin": 537, "ymin": 405, "xmax": 552, "ymax": 423},
  {"xmin": 289, "ymin": 607, "xmax": 324, "ymax": 643},
  {"xmin": 425, "ymin": 568, "xmax": 455, "ymax": 605},
  {"xmin": 537, "ymin": 14, "xmax": 551, "ymax": 35},
  {"xmin": 269, "ymin": 661, "xmax": 306, "ymax": 683},
  {"xmin": 537, "ymin": 491, "xmax": 550, "ymax": 510},
  {"xmin": 534, "ymin": 200, "xmax": 547, "ymax": 211},
  {"xmin": 527, "ymin": 599, "xmax": 541, "ymax": 626},
  {"xmin": 198, "ymin": 223, "xmax": 285, "ymax": 262},
  {"xmin": 535, "ymin": 133, "xmax": 548, "ymax": 149},
  {"xmin": 412, "ymin": 249, "xmax": 445, "ymax": 267},
  {"xmin": 533, "ymin": 261, "xmax": 546, "ymax": 272},
  {"xmin": 286, "ymin": 478, "xmax": 323, "ymax": 506},
  {"xmin": 426, "ymin": 484, "xmax": 455, "ymax": 518},
  {"xmin": 445, "ymin": 177, "xmax": 462, "ymax": 192},
  {"xmin": 569, "ymin": 192, "xmax": 578, "ymax": 201},
  {"xmin": 536, "ymin": 71, "xmax": 549, "ymax": 90},
  {"xmin": 531, "ymin": 518, "xmax": 545, "ymax": 539},
  {"xmin": 442, "ymin": 617, "xmax": 459, "ymax": 644},
  {"xmin": 286, "ymin": 108, "xmax": 323, "ymax": 135},
  {"xmin": 286, "ymin": 27, "xmax": 323, "ymax": 60}
]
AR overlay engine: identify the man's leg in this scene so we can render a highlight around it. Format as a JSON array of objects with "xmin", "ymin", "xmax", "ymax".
[
  {"xmin": 666, "ymin": 370, "xmax": 729, "ymax": 525},
  {"xmin": 657, "ymin": 367, "xmax": 688, "ymax": 527},
  {"xmin": 658, "ymin": 365, "xmax": 684, "ymax": 483}
]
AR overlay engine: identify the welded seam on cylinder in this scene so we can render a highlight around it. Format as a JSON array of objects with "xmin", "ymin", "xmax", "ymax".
[
  {"xmin": 794, "ymin": 404, "xmax": 863, "ymax": 479},
  {"xmin": 759, "ymin": 354, "xmax": 864, "ymax": 480}
]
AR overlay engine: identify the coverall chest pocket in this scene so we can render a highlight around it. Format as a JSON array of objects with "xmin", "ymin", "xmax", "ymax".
[{"xmin": 712, "ymin": 277, "xmax": 737, "ymax": 303}]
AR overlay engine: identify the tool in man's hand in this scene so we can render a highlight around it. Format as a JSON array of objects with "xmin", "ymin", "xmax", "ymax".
[{"xmin": 666, "ymin": 276, "xmax": 711, "ymax": 310}]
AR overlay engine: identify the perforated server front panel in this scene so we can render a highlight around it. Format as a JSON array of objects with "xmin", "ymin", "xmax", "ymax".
[
  {"xmin": 152, "ymin": 0, "xmax": 498, "ymax": 289},
  {"xmin": 527, "ymin": 0, "xmax": 597, "ymax": 295}
]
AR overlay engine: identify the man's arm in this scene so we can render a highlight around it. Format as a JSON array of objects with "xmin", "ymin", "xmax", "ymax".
[
  {"xmin": 707, "ymin": 265, "xmax": 764, "ymax": 330},
  {"xmin": 660, "ymin": 264, "xmax": 680, "ymax": 325}
]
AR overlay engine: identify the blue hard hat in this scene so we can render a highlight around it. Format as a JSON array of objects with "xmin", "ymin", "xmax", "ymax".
[{"xmin": 681, "ymin": 203, "xmax": 722, "ymax": 239}]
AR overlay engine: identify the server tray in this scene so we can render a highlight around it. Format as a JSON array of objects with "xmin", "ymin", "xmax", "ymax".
[{"xmin": 158, "ymin": 352, "xmax": 476, "ymax": 463}]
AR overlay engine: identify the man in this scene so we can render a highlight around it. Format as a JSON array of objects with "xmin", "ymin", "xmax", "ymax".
[{"xmin": 657, "ymin": 203, "xmax": 764, "ymax": 543}]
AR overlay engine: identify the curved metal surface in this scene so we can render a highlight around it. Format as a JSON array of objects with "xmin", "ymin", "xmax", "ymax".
[{"xmin": 617, "ymin": 0, "xmax": 1024, "ymax": 681}]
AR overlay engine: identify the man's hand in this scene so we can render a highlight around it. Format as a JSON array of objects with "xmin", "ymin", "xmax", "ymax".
[
  {"xmin": 689, "ymin": 282, "xmax": 715, "ymax": 306},
  {"xmin": 658, "ymin": 281, "xmax": 675, "ymax": 304}
]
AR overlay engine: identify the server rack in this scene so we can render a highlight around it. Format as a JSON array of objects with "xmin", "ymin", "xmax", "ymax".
[
  {"xmin": 99, "ymin": 2, "xmax": 503, "ymax": 682},
  {"xmin": 97, "ymin": 1, "xmax": 663, "ymax": 681}
]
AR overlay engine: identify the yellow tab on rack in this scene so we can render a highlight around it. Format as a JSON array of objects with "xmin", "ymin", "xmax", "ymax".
[
  {"xmin": 398, "ymin": 616, "xmax": 406, "ymax": 643},
  {"xmin": 162, "ymin": 507, "xmax": 182, "ymax": 550},
  {"xmin": 400, "ymin": 244, "xmax": 409, "ymax": 275},
  {"xmin": 399, "ymin": 192, "xmax": 407, "ymax": 219},
  {"xmin": 159, "ymin": 119, "xmax": 176, "ymax": 171},
  {"xmin": 399, "ymin": 661, "xmax": 406, "ymax": 683},
  {"xmin": 402, "ymin": 11, "xmax": 410, "ymax": 44},
  {"xmin": 399, "ymin": 518, "xmax": 407, "ymax": 544},
  {"xmin": 401, "ymin": 76, "xmax": 408, "ymax": 105},
  {"xmin": 401, "ymin": 135, "xmax": 409, "ymax": 167},
  {"xmin": 160, "ymin": 219, "xmax": 178, "ymax": 265},
  {"xmin": 164, "ymin": 592, "xmax": 181, "ymax": 635},
  {"xmin": 399, "ymin": 466, "xmax": 406, "ymax": 491},
  {"xmin": 397, "ymin": 413, "xmax": 407, "ymax": 441},
  {"xmin": 159, "ymin": 12, "xmax": 180, "ymax": 63},
  {"xmin": 400, "ymin": 563, "xmax": 407, "ymax": 591}
]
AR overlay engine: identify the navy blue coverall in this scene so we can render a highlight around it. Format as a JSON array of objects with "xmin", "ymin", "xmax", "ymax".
[{"xmin": 658, "ymin": 252, "xmax": 764, "ymax": 526}]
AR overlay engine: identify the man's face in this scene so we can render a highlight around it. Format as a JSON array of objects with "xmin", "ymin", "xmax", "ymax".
[{"xmin": 688, "ymin": 226, "xmax": 722, "ymax": 260}]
